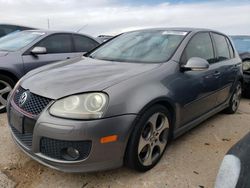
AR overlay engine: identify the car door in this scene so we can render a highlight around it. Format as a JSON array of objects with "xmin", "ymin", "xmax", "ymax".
[
  {"xmin": 22, "ymin": 33, "xmax": 79, "ymax": 74},
  {"xmin": 211, "ymin": 33, "xmax": 239, "ymax": 105},
  {"xmin": 72, "ymin": 34, "xmax": 100, "ymax": 54},
  {"xmin": 178, "ymin": 32, "xmax": 221, "ymax": 125}
]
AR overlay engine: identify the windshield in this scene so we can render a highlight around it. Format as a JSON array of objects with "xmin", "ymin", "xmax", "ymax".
[
  {"xmin": 0, "ymin": 31, "xmax": 44, "ymax": 51},
  {"xmin": 231, "ymin": 36, "xmax": 250, "ymax": 54},
  {"xmin": 90, "ymin": 30, "xmax": 187, "ymax": 63}
]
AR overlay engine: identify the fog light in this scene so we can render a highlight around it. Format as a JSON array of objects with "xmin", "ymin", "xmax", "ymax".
[{"xmin": 61, "ymin": 147, "xmax": 80, "ymax": 161}]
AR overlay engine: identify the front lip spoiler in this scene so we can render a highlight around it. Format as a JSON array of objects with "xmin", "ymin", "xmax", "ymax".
[
  {"xmin": 9, "ymin": 129, "xmax": 90, "ymax": 164},
  {"xmin": 10, "ymin": 133, "xmax": 65, "ymax": 172},
  {"xmin": 10, "ymin": 133, "xmax": 123, "ymax": 173}
]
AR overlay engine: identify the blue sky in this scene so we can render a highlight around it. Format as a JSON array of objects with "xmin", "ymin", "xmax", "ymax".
[{"xmin": 0, "ymin": 0, "xmax": 249, "ymax": 36}]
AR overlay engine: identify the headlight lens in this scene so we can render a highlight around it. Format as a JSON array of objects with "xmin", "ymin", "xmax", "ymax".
[
  {"xmin": 49, "ymin": 93, "xmax": 108, "ymax": 119},
  {"xmin": 243, "ymin": 60, "xmax": 250, "ymax": 71}
]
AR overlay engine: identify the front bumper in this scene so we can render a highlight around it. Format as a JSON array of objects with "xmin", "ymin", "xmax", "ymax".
[{"xmin": 7, "ymin": 100, "xmax": 136, "ymax": 173}]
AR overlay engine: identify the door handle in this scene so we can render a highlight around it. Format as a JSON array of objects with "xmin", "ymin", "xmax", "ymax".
[
  {"xmin": 66, "ymin": 57, "xmax": 70, "ymax": 59},
  {"xmin": 213, "ymin": 71, "xmax": 221, "ymax": 77}
]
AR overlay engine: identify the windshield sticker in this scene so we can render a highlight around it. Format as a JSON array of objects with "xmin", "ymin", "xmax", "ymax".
[{"xmin": 162, "ymin": 31, "xmax": 188, "ymax": 36}]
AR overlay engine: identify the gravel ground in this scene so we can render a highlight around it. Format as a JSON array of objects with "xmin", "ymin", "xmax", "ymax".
[{"xmin": 0, "ymin": 99, "xmax": 250, "ymax": 188}]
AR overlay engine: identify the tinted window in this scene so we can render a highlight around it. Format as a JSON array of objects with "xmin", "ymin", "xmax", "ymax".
[
  {"xmin": 90, "ymin": 30, "xmax": 187, "ymax": 63},
  {"xmin": 73, "ymin": 35, "xmax": 99, "ymax": 52},
  {"xmin": 0, "ymin": 26, "xmax": 16, "ymax": 37},
  {"xmin": 37, "ymin": 34, "xmax": 72, "ymax": 54},
  {"xmin": 226, "ymin": 38, "xmax": 234, "ymax": 58},
  {"xmin": 182, "ymin": 32, "xmax": 215, "ymax": 64},
  {"xmin": 212, "ymin": 33, "xmax": 230, "ymax": 62},
  {"xmin": 0, "ymin": 29, "xmax": 6, "ymax": 37}
]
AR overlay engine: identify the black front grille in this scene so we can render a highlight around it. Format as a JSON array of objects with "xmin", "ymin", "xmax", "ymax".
[
  {"xmin": 13, "ymin": 87, "xmax": 52, "ymax": 116},
  {"xmin": 40, "ymin": 137, "xmax": 92, "ymax": 161},
  {"xmin": 10, "ymin": 125, "xmax": 33, "ymax": 149},
  {"xmin": 9, "ymin": 108, "xmax": 36, "ymax": 149}
]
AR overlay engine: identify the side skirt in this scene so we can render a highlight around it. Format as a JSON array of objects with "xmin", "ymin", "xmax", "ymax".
[{"xmin": 173, "ymin": 103, "xmax": 229, "ymax": 139}]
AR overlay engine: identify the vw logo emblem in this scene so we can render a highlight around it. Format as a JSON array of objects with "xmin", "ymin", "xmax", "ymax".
[{"xmin": 19, "ymin": 92, "xmax": 28, "ymax": 106}]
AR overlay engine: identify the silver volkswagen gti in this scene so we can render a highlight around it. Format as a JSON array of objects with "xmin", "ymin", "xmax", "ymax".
[{"xmin": 7, "ymin": 28, "xmax": 243, "ymax": 172}]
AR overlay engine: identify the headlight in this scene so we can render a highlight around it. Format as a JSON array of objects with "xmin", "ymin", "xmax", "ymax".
[
  {"xmin": 243, "ymin": 60, "xmax": 250, "ymax": 71},
  {"xmin": 49, "ymin": 93, "xmax": 108, "ymax": 119}
]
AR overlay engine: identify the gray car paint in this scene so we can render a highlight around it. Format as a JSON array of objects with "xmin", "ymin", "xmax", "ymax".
[{"xmin": 7, "ymin": 28, "xmax": 243, "ymax": 172}]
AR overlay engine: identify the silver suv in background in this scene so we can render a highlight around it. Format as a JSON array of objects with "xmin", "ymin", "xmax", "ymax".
[{"xmin": 0, "ymin": 30, "xmax": 100, "ymax": 112}]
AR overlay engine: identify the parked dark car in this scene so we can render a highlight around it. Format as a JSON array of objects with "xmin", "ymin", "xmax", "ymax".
[
  {"xmin": 231, "ymin": 36, "xmax": 250, "ymax": 96},
  {"xmin": 215, "ymin": 132, "xmax": 250, "ymax": 188},
  {"xmin": 0, "ymin": 30, "xmax": 100, "ymax": 112},
  {"xmin": 0, "ymin": 24, "xmax": 35, "ymax": 38},
  {"xmin": 7, "ymin": 28, "xmax": 243, "ymax": 173}
]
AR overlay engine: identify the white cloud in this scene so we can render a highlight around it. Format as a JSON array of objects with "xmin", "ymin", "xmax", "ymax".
[{"xmin": 0, "ymin": 0, "xmax": 249, "ymax": 37}]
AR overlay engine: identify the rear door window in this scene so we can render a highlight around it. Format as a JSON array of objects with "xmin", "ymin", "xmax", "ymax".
[{"xmin": 212, "ymin": 33, "xmax": 231, "ymax": 62}]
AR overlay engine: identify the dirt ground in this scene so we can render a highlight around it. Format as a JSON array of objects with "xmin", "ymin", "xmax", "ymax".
[{"xmin": 0, "ymin": 99, "xmax": 250, "ymax": 188}]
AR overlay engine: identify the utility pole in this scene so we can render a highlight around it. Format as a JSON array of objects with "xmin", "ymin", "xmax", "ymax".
[{"xmin": 47, "ymin": 18, "xmax": 50, "ymax": 29}]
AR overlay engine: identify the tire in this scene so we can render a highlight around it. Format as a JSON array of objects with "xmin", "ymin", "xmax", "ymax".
[
  {"xmin": 125, "ymin": 105, "xmax": 171, "ymax": 172},
  {"xmin": 224, "ymin": 82, "xmax": 242, "ymax": 114},
  {"xmin": 0, "ymin": 75, "xmax": 15, "ymax": 113}
]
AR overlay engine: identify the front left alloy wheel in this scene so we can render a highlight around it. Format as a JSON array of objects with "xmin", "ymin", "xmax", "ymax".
[
  {"xmin": 125, "ymin": 105, "xmax": 171, "ymax": 172},
  {"xmin": 0, "ymin": 75, "xmax": 15, "ymax": 113}
]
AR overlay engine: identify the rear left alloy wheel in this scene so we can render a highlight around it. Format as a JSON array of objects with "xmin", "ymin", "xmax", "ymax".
[
  {"xmin": 224, "ymin": 82, "xmax": 242, "ymax": 114},
  {"xmin": 125, "ymin": 105, "xmax": 171, "ymax": 172}
]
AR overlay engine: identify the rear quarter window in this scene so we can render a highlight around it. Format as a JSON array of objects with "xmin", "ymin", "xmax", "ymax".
[{"xmin": 73, "ymin": 35, "xmax": 99, "ymax": 52}]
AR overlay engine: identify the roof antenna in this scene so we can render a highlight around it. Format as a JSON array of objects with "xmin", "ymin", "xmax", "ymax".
[{"xmin": 76, "ymin": 24, "xmax": 88, "ymax": 33}]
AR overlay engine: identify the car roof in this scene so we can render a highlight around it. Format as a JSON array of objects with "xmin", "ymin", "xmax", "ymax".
[
  {"xmin": 0, "ymin": 23, "xmax": 35, "ymax": 29},
  {"xmin": 230, "ymin": 35, "xmax": 250, "ymax": 38},
  {"xmin": 125, "ymin": 27, "xmax": 225, "ymax": 35},
  {"xmin": 21, "ymin": 30, "xmax": 101, "ymax": 43}
]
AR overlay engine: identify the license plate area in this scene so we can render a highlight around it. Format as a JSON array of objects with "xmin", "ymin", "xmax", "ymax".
[
  {"xmin": 10, "ymin": 108, "xmax": 23, "ymax": 133},
  {"xmin": 23, "ymin": 118, "xmax": 36, "ymax": 133}
]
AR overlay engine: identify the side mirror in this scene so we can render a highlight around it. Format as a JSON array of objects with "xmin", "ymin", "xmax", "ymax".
[
  {"xmin": 181, "ymin": 57, "xmax": 209, "ymax": 71},
  {"xmin": 30, "ymin": 47, "xmax": 47, "ymax": 55}
]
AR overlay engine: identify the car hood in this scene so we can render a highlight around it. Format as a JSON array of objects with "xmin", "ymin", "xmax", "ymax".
[
  {"xmin": 21, "ymin": 57, "xmax": 161, "ymax": 99},
  {"xmin": 0, "ymin": 51, "xmax": 8, "ymax": 57}
]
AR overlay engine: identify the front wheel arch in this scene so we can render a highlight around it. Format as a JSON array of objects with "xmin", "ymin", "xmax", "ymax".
[
  {"xmin": 123, "ymin": 98, "xmax": 176, "ymax": 166},
  {"xmin": 124, "ymin": 104, "xmax": 172, "ymax": 171},
  {"xmin": 136, "ymin": 98, "xmax": 176, "ymax": 139}
]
